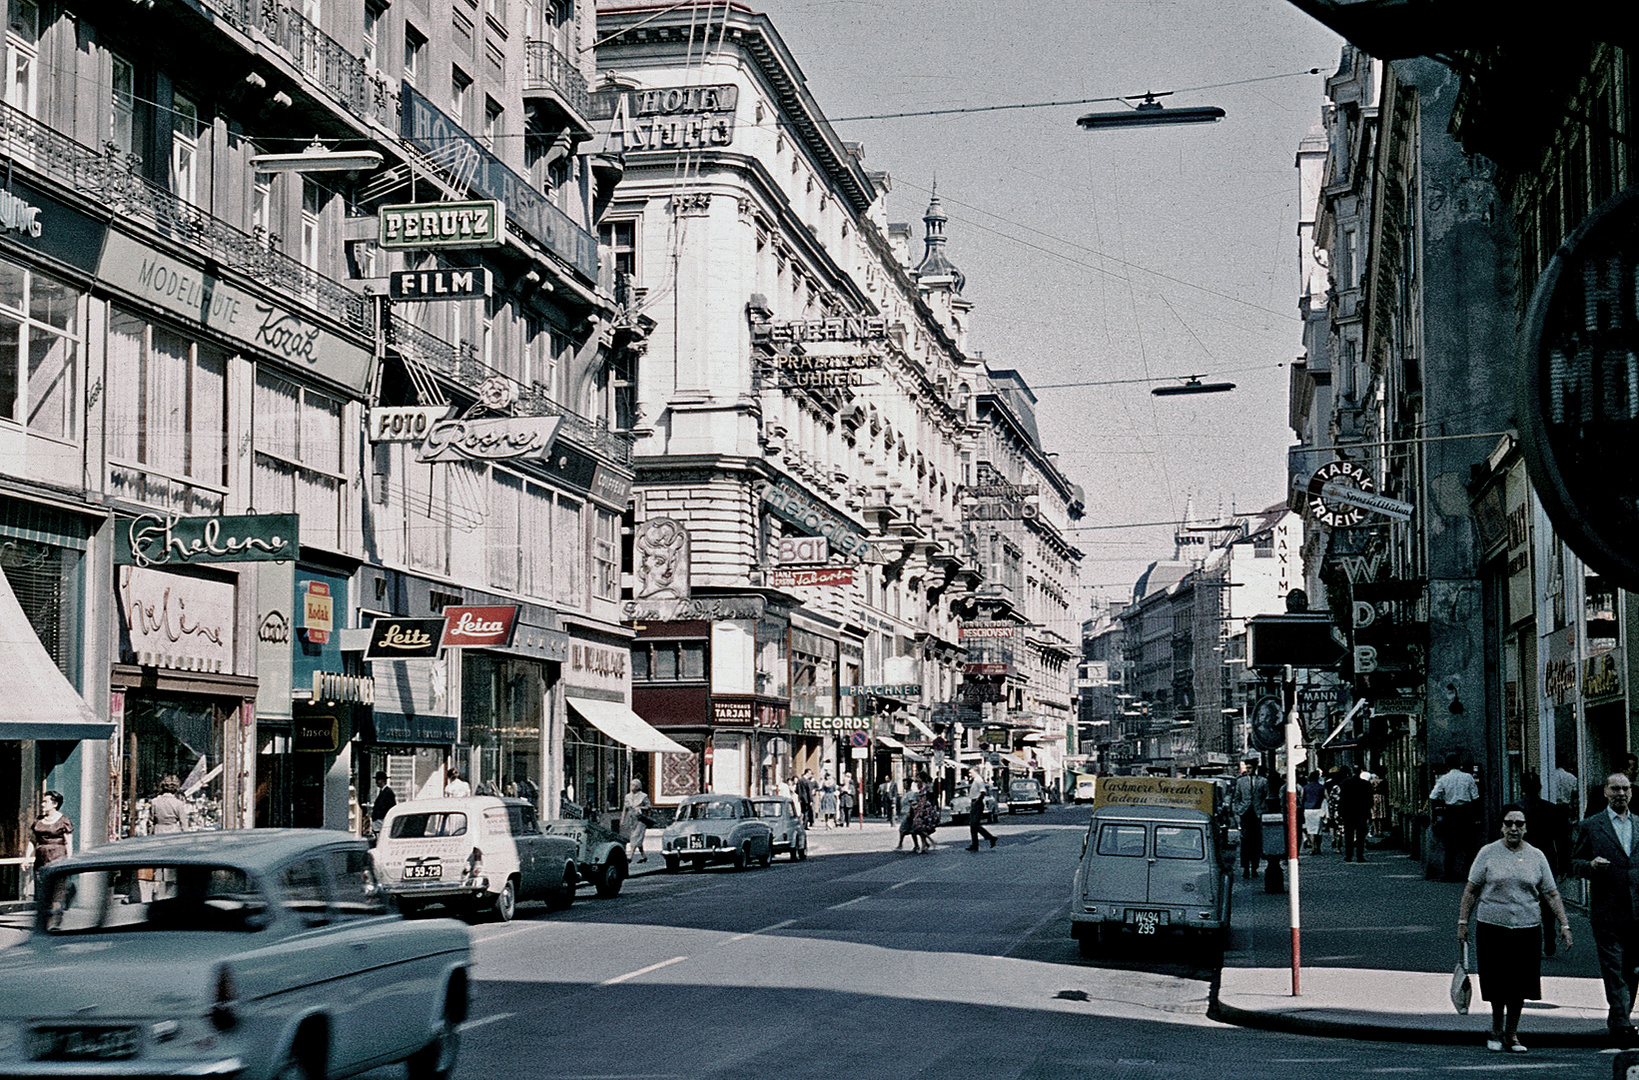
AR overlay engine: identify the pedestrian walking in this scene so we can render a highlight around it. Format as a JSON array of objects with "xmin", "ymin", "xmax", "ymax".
[
  {"xmin": 819, "ymin": 773, "xmax": 839, "ymax": 828},
  {"xmin": 1370, "ymin": 772, "xmax": 1390, "ymax": 837},
  {"xmin": 148, "ymin": 775, "xmax": 190, "ymax": 834},
  {"xmin": 1572, "ymin": 773, "xmax": 1639, "ymax": 1046},
  {"xmin": 1229, "ymin": 759, "xmax": 1267, "ymax": 878},
  {"xmin": 1301, "ymin": 771, "xmax": 1326, "ymax": 855},
  {"xmin": 443, "ymin": 766, "xmax": 471, "ymax": 798},
  {"xmin": 1431, "ymin": 753, "xmax": 1481, "ymax": 881},
  {"xmin": 965, "ymin": 771, "xmax": 996, "ymax": 851},
  {"xmin": 1339, "ymin": 769, "xmax": 1373, "ymax": 862},
  {"xmin": 1459, "ymin": 803, "xmax": 1572, "ymax": 1053},
  {"xmin": 896, "ymin": 784, "xmax": 917, "ymax": 850},
  {"xmin": 797, "ymin": 770, "xmax": 817, "ymax": 828},
  {"xmin": 24, "ymin": 790, "xmax": 72, "ymax": 924},
  {"xmin": 621, "ymin": 778, "xmax": 651, "ymax": 863},
  {"xmin": 839, "ymin": 775, "xmax": 856, "ymax": 827},
  {"xmin": 910, "ymin": 784, "xmax": 940, "ymax": 853}
]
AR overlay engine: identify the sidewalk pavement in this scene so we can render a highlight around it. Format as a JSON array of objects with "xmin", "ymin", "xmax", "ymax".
[{"xmin": 1215, "ymin": 838, "xmax": 1612, "ymax": 1046}]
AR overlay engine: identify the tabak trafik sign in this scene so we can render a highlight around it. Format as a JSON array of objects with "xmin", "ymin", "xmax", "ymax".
[{"xmin": 1518, "ymin": 182, "xmax": 1639, "ymax": 591}]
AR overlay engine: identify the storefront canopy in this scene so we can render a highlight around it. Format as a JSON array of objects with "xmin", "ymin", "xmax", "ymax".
[
  {"xmin": 908, "ymin": 716, "xmax": 937, "ymax": 740},
  {"xmin": 567, "ymin": 697, "xmax": 689, "ymax": 755},
  {"xmin": 0, "ymin": 571, "xmax": 113, "ymax": 740},
  {"xmin": 878, "ymin": 734, "xmax": 904, "ymax": 749}
]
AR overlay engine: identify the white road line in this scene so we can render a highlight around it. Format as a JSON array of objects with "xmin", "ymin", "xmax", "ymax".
[
  {"xmin": 476, "ymin": 924, "xmax": 544, "ymax": 944},
  {"xmin": 887, "ymin": 878, "xmax": 920, "ymax": 890},
  {"xmin": 458, "ymin": 1012, "xmax": 515, "ymax": 1032},
  {"xmin": 728, "ymin": 918, "xmax": 797, "ymax": 942},
  {"xmin": 601, "ymin": 955, "xmax": 688, "ymax": 986},
  {"xmin": 828, "ymin": 894, "xmax": 870, "ymax": 910}
]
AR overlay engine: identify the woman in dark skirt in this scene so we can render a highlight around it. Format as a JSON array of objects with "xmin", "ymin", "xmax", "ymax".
[{"xmin": 1458, "ymin": 803, "xmax": 1573, "ymax": 1052}]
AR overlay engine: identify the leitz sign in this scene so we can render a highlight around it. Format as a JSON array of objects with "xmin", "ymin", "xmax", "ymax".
[
  {"xmin": 364, "ymin": 617, "xmax": 446, "ymax": 660},
  {"xmin": 378, "ymin": 200, "xmax": 503, "ymax": 250},
  {"xmin": 115, "ymin": 513, "xmax": 297, "ymax": 567}
]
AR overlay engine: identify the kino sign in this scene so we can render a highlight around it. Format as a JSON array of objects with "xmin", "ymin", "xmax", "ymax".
[{"xmin": 378, "ymin": 200, "xmax": 504, "ymax": 250}]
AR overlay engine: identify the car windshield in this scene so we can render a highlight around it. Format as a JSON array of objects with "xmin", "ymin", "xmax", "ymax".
[
  {"xmin": 754, "ymin": 802, "xmax": 788, "ymax": 819},
  {"xmin": 1010, "ymin": 782, "xmax": 1038, "ymax": 795},
  {"xmin": 389, "ymin": 812, "xmax": 468, "ymax": 838},
  {"xmin": 40, "ymin": 865, "xmax": 266, "ymax": 935},
  {"xmin": 682, "ymin": 801, "xmax": 736, "ymax": 820}
]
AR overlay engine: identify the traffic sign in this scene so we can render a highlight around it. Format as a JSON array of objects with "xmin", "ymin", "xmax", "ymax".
[{"xmin": 849, "ymin": 730, "xmax": 870, "ymax": 748}]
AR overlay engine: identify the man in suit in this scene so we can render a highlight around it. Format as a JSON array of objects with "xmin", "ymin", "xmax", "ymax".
[
  {"xmin": 1338, "ymin": 769, "xmax": 1374, "ymax": 862},
  {"xmin": 1573, "ymin": 772, "xmax": 1639, "ymax": 1046},
  {"xmin": 1230, "ymin": 759, "xmax": 1268, "ymax": 879}
]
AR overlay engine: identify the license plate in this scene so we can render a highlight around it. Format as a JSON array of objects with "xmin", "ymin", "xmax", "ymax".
[
  {"xmin": 403, "ymin": 863, "xmax": 443, "ymax": 879},
  {"xmin": 1129, "ymin": 910, "xmax": 1167, "ymax": 935},
  {"xmin": 31, "ymin": 1026, "xmax": 140, "ymax": 1061},
  {"xmin": 689, "ymin": 835, "xmax": 704, "ymax": 849}
]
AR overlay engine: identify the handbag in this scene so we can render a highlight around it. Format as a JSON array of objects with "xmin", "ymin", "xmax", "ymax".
[
  {"xmin": 1450, "ymin": 941, "xmax": 1473, "ymax": 1015},
  {"xmin": 638, "ymin": 812, "xmax": 658, "ymax": 828}
]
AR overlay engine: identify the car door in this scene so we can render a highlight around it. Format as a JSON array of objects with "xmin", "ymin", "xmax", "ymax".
[
  {"xmin": 488, "ymin": 807, "xmax": 534, "ymax": 897},
  {"xmin": 1148, "ymin": 822, "xmax": 1215, "ymax": 916},
  {"xmin": 509, "ymin": 804, "xmax": 547, "ymax": 897},
  {"xmin": 321, "ymin": 845, "xmax": 425, "ymax": 1066},
  {"xmin": 1082, "ymin": 817, "xmax": 1150, "ymax": 915}
]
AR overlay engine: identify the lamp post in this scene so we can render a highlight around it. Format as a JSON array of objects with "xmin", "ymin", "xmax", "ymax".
[{"xmin": 1077, "ymin": 92, "xmax": 1226, "ymax": 130}]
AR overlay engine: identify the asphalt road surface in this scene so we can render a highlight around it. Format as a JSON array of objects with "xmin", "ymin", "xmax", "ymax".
[{"xmin": 421, "ymin": 807, "xmax": 1610, "ymax": 1080}]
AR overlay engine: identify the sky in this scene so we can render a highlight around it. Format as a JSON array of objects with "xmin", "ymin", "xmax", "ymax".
[{"xmin": 740, "ymin": 0, "xmax": 1343, "ymax": 608}]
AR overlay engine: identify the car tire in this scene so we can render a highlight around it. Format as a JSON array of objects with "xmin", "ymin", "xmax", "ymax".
[
  {"xmin": 489, "ymin": 877, "xmax": 517, "ymax": 923},
  {"xmin": 546, "ymin": 867, "xmax": 576, "ymax": 911},
  {"xmin": 595, "ymin": 856, "xmax": 627, "ymax": 898},
  {"xmin": 398, "ymin": 899, "xmax": 423, "ymax": 918},
  {"xmin": 663, "ymin": 854, "xmax": 680, "ymax": 873},
  {"xmin": 1077, "ymin": 930, "xmax": 1101, "ymax": 959},
  {"xmin": 405, "ymin": 1018, "xmax": 460, "ymax": 1080},
  {"xmin": 731, "ymin": 845, "xmax": 748, "ymax": 871},
  {"xmin": 271, "ymin": 1029, "xmax": 325, "ymax": 1080}
]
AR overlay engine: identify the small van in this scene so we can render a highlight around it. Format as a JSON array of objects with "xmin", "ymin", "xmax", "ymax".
[
  {"xmin": 1072, "ymin": 773, "xmax": 1098, "ymax": 804},
  {"xmin": 1069, "ymin": 776, "xmax": 1232, "ymax": 955}
]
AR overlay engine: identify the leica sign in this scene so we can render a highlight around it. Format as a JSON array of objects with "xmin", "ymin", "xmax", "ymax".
[{"xmin": 439, "ymin": 605, "xmax": 519, "ymax": 648}]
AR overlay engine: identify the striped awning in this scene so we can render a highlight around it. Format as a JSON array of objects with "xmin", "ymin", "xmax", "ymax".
[{"xmin": 0, "ymin": 571, "xmax": 112, "ymax": 740}]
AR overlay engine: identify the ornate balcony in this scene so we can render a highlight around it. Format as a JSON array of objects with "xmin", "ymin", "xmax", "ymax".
[
  {"xmin": 523, "ymin": 40, "xmax": 594, "ymax": 138},
  {"xmin": 1, "ymin": 102, "xmax": 367, "ymax": 335},
  {"xmin": 197, "ymin": 0, "xmax": 398, "ymax": 129}
]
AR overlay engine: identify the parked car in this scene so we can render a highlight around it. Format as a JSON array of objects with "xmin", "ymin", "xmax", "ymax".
[
  {"xmin": 1073, "ymin": 773, "xmax": 1098, "ymax": 804},
  {"xmin": 1007, "ymin": 778, "xmax": 1047, "ymax": 814},
  {"xmin": 543, "ymin": 817, "xmax": 631, "ymax": 897},
  {"xmin": 752, "ymin": 797, "xmax": 809, "ymax": 861},
  {"xmin": 0, "ymin": 829, "xmax": 469, "ymax": 1080},
  {"xmin": 375, "ymin": 796, "xmax": 579, "ymax": 922},
  {"xmin": 950, "ymin": 786, "xmax": 1000, "ymax": 825},
  {"xmin": 661, "ymin": 794, "xmax": 774, "ymax": 871}
]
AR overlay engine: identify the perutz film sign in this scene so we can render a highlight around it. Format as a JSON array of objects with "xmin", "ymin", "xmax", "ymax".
[
  {"xmin": 378, "ymin": 200, "xmax": 504, "ymax": 250},
  {"xmin": 388, "ymin": 267, "xmax": 493, "ymax": 300},
  {"xmin": 364, "ymin": 617, "xmax": 446, "ymax": 660}
]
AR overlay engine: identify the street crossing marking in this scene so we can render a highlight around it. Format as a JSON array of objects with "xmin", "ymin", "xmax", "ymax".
[{"xmin": 601, "ymin": 955, "xmax": 688, "ymax": 986}]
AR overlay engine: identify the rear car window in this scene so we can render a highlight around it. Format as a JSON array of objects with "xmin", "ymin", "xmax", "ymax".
[
  {"xmin": 1096, "ymin": 824, "xmax": 1147, "ymax": 857},
  {"xmin": 1155, "ymin": 826, "xmax": 1205, "ymax": 860},
  {"xmin": 327, "ymin": 848, "xmax": 388, "ymax": 915},
  {"xmin": 41, "ymin": 865, "xmax": 263, "ymax": 934},
  {"xmin": 390, "ymin": 812, "xmax": 468, "ymax": 838}
]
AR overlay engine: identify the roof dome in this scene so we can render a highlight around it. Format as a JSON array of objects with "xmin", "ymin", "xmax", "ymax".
[{"xmin": 914, "ymin": 185, "xmax": 965, "ymax": 292}]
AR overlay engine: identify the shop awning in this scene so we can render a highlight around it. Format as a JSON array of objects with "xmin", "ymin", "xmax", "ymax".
[
  {"xmin": 1001, "ymin": 753, "xmax": 1036, "ymax": 770},
  {"xmin": 908, "ymin": 716, "xmax": 937, "ymax": 739},
  {"xmin": 878, "ymin": 734, "xmax": 904, "ymax": 749},
  {"xmin": 567, "ymin": 697, "xmax": 689, "ymax": 754},
  {"xmin": 0, "ymin": 571, "xmax": 112, "ymax": 740}
]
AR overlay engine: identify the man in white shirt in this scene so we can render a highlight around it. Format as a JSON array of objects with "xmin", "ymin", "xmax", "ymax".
[
  {"xmin": 1430, "ymin": 753, "xmax": 1480, "ymax": 881},
  {"xmin": 965, "ymin": 771, "xmax": 996, "ymax": 851},
  {"xmin": 1573, "ymin": 774, "xmax": 1639, "ymax": 1045},
  {"xmin": 443, "ymin": 766, "xmax": 471, "ymax": 798}
]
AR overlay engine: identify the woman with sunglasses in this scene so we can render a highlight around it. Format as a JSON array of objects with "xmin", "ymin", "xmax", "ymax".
[{"xmin": 1458, "ymin": 803, "xmax": 1573, "ymax": 1052}]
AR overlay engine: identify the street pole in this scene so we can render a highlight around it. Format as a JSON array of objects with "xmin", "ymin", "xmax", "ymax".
[{"xmin": 1284, "ymin": 665, "xmax": 1301, "ymax": 996}]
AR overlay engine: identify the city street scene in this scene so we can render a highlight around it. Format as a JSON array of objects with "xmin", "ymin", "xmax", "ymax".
[{"xmin": 2, "ymin": 0, "xmax": 1637, "ymax": 1077}]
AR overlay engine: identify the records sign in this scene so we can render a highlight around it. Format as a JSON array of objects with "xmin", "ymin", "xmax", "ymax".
[{"xmin": 1519, "ymin": 182, "xmax": 1639, "ymax": 591}]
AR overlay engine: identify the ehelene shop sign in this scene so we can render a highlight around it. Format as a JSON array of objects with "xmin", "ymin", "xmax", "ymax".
[{"xmin": 115, "ymin": 513, "xmax": 297, "ymax": 568}]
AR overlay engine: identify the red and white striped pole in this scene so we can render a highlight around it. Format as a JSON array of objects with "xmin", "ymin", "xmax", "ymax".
[{"xmin": 1284, "ymin": 665, "xmax": 1302, "ymax": 996}]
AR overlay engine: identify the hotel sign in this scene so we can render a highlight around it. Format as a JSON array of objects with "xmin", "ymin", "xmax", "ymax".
[
  {"xmin": 364, "ymin": 617, "xmax": 446, "ymax": 660},
  {"xmin": 116, "ymin": 513, "xmax": 297, "ymax": 568},
  {"xmin": 378, "ymin": 201, "xmax": 504, "ymax": 251},
  {"xmin": 599, "ymin": 83, "xmax": 739, "ymax": 151}
]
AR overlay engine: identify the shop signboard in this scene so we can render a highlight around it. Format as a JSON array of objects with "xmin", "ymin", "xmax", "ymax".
[
  {"xmin": 766, "ymin": 567, "xmax": 853, "ymax": 588},
  {"xmin": 387, "ymin": 266, "xmax": 494, "ymax": 299},
  {"xmin": 569, "ymin": 640, "xmax": 628, "ymax": 697},
  {"xmin": 98, "ymin": 230, "xmax": 372, "ymax": 395},
  {"xmin": 364, "ymin": 617, "xmax": 446, "ymax": 660},
  {"xmin": 378, "ymin": 201, "xmax": 504, "ymax": 250},
  {"xmin": 840, "ymin": 684, "xmax": 920, "ymax": 698},
  {"xmin": 440, "ymin": 605, "xmax": 519, "ymax": 648},
  {"xmin": 116, "ymin": 512, "xmax": 298, "ymax": 568},
  {"xmin": 776, "ymin": 536, "xmax": 830, "ymax": 565},
  {"xmin": 758, "ymin": 481, "xmax": 876, "ymax": 562},
  {"xmin": 369, "ymin": 406, "xmax": 454, "ymax": 443},
  {"xmin": 622, "ymin": 595, "xmax": 766, "ymax": 622},
  {"xmin": 0, "ymin": 174, "xmax": 109, "ymax": 274},
  {"xmin": 400, "ymin": 83, "xmax": 598, "ymax": 280},
  {"xmin": 959, "ymin": 622, "xmax": 1018, "ymax": 639},
  {"xmin": 417, "ymin": 416, "xmax": 562, "ymax": 463},
  {"xmin": 964, "ymin": 662, "xmax": 1009, "ymax": 676},
  {"xmin": 713, "ymin": 700, "xmax": 754, "ymax": 726},
  {"xmin": 301, "ymin": 582, "xmax": 333, "ymax": 645},
  {"xmin": 788, "ymin": 714, "xmax": 871, "ymax": 733},
  {"xmin": 293, "ymin": 713, "xmax": 340, "ymax": 753},
  {"xmin": 750, "ymin": 314, "xmax": 888, "ymax": 345},
  {"xmin": 1544, "ymin": 626, "xmax": 1578, "ymax": 707},
  {"xmin": 116, "ymin": 566, "xmax": 237, "ymax": 673}
]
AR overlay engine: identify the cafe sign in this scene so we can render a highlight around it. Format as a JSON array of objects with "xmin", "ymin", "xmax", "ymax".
[
  {"xmin": 378, "ymin": 200, "xmax": 504, "ymax": 250},
  {"xmin": 364, "ymin": 617, "xmax": 446, "ymax": 660},
  {"xmin": 116, "ymin": 513, "xmax": 298, "ymax": 568}
]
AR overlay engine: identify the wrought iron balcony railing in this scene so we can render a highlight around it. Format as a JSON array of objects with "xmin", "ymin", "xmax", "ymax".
[
  {"xmin": 1, "ymin": 102, "xmax": 367, "ymax": 335},
  {"xmin": 198, "ymin": 0, "xmax": 398, "ymax": 128},
  {"xmin": 523, "ymin": 39, "xmax": 592, "ymax": 121}
]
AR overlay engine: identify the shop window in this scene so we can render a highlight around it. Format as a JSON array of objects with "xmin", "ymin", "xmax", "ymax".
[
  {"xmin": 253, "ymin": 368, "xmax": 346, "ymax": 549},
  {"xmin": 462, "ymin": 653, "xmax": 544, "ymax": 804},
  {"xmin": 120, "ymin": 696, "xmax": 227, "ymax": 837},
  {"xmin": 104, "ymin": 308, "xmax": 226, "ymax": 483},
  {"xmin": 0, "ymin": 260, "xmax": 83, "ymax": 441}
]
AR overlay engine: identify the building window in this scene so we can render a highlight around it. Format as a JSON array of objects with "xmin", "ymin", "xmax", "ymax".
[
  {"xmin": 4, "ymin": 0, "xmax": 39, "ymax": 116},
  {"xmin": 301, "ymin": 179, "xmax": 321, "ymax": 273},
  {"xmin": 254, "ymin": 369, "xmax": 346, "ymax": 549},
  {"xmin": 170, "ymin": 92, "xmax": 200, "ymax": 206},
  {"xmin": 105, "ymin": 307, "xmax": 227, "ymax": 483},
  {"xmin": 482, "ymin": 97, "xmax": 503, "ymax": 151},
  {"xmin": 403, "ymin": 25, "xmax": 424, "ymax": 86},
  {"xmin": 0, "ymin": 260, "xmax": 84, "ymax": 441},
  {"xmin": 450, "ymin": 67, "xmax": 471, "ymax": 125},
  {"xmin": 362, "ymin": 4, "xmax": 382, "ymax": 72},
  {"xmin": 593, "ymin": 508, "xmax": 618, "ymax": 601},
  {"xmin": 110, "ymin": 54, "xmax": 135, "ymax": 155},
  {"xmin": 252, "ymin": 171, "xmax": 274, "ymax": 248},
  {"xmin": 599, "ymin": 220, "xmax": 636, "ymax": 283},
  {"xmin": 631, "ymin": 641, "xmax": 707, "ymax": 683}
]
